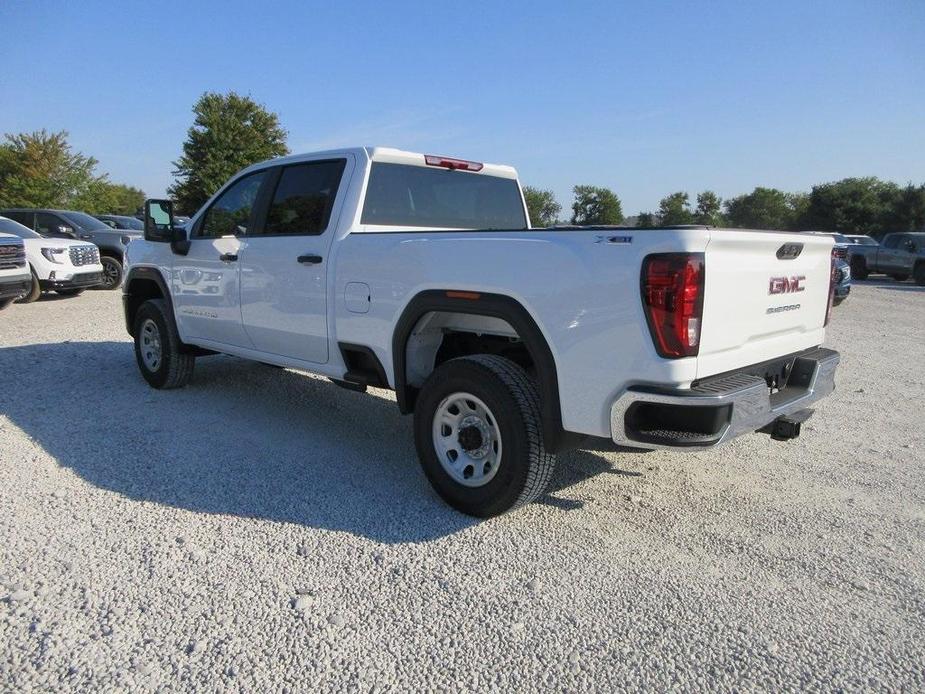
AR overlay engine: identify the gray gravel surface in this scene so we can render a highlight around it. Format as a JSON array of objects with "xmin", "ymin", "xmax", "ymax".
[{"xmin": 1, "ymin": 282, "xmax": 923, "ymax": 691}]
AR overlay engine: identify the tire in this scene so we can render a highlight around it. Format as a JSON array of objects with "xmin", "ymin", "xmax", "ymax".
[
  {"xmin": 133, "ymin": 298, "xmax": 195, "ymax": 389},
  {"xmin": 98, "ymin": 255, "xmax": 123, "ymax": 290},
  {"xmin": 413, "ymin": 354, "xmax": 557, "ymax": 517},
  {"xmin": 55, "ymin": 288, "xmax": 84, "ymax": 297},
  {"xmin": 890, "ymin": 274, "xmax": 909, "ymax": 282},
  {"xmin": 15, "ymin": 268, "xmax": 41, "ymax": 304},
  {"xmin": 915, "ymin": 263, "xmax": 925, "ymax": 287},
  {"xmin": 0, "ymin": 298, "xmax": 12, "ymax": 311},
  {"xmin": 850, "ymin": 256, "xmax": 868, "ymax": 280}
]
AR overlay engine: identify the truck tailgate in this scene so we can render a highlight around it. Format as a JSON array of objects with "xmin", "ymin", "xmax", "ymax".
[{"xmin": 697, "ymin": 230, "xmax": 833, "ymax": 379}]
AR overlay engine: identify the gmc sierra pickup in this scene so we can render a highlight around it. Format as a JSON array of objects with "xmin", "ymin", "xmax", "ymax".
[
  {"xmin": 124, "ymin": 147, "xmax": 840, "ymax": 517},
  {"xmin": 848, "ymin": 232, "xmax": 925, "ymax": 284}
]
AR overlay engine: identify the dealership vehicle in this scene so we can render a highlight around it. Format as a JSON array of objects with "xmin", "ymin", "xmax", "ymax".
[
  {"xmin": 0, "ymin": 232, "xmax": 30, "ymax": 310},
  {"xmin": 804, "ymin": 231, "xmax": 850, "ymax": 262},
  {"xmin": 848, "ymin": 232, "xmax": 925, "ymax": 284},
  {"xmin": 123, "ymin": 147, "xmax": 841, "ymax": 517},
  {"xmin": 96, "ymin": 214, "xmax": 145, "ymax": 231},
  {"xmin": 833, "ymin": 258, "xmax": 850, "ymax": 306},
  {"xmin": 0, "ymin": 216, "xmax": 103, "ymax": 302},
  {"xmin": 1, "ymin": 208, "xmax": 141, "ymax": 289},
  {"xmin": 845, "ymin": 234, "xmax": 878, "ymax": 247}
]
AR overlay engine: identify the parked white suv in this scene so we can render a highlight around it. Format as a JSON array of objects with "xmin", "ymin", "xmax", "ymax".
[
  {"xmin": 124, "ymin": 147, "xmax": 840, "ymax": 517},
  {"xmin": 0, "ymin": 216, "xmax": 103, "ymax": 302},
  {"xmin": 0, "ymin": 232, "xmax": 30, "ymax": 310}
]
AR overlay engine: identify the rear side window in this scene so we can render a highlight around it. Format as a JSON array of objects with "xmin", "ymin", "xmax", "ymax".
[
  {"xmin": 198, "ymin": 171, "xmax": 267, "ymax": 238},
  {"xmin": 262, "ymin": 160, "xmax": 346, "ymax": 236},
  {"xmin": 361, "ymin": 162, "xmax": 527, "ymax": 230},
  {"xmin": 3, "ymin": 211, "xmax": 33, "ymax": 228}
]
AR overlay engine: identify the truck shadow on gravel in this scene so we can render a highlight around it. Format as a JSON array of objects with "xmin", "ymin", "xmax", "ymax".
[{"xmin": 0, "ymin": 341, "xmax": 627, "ymax": 543}]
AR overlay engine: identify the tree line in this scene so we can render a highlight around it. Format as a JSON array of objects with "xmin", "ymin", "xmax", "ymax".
[
  {"xmin": 2, "ymin": 89, "xmax": 923, "ymax": 238},
  {"xmin": 524, "ymin": 178, "xmax": 925, "ymax": 237}
]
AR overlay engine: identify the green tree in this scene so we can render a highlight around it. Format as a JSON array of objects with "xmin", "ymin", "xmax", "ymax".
[
  {"xmin": 801, "ymin": 177, "xmax": 904, "ymax": 236},
  {"xmin": 0, "ymin": 129, "xmax": 101, "ymax": 208},
  {"xmin": 522, "ymin": 186, "xmax": 561, "ymax": 227},
  {"xmin": 570, "ymin": 185, "xmax": 623, "ymax": 225},
  {"xmin": 658, "ymin": 191, "xmax": 693, "ymax": 225},
  {"xmin": 694, "ymin": 190, "xmax": 723, "ymax": 226},
  {"xmin": 168, "ymin": 91, "xmax": 289, "ymax": 214},
  {"xmin": 724, "ymin": 187, "xmax": 803, "ymax": 230},
  {"xmin": 636, "ymin": 212, "xmax": 656, "ymax": 227},
  {"xmin": 885, "ymin": 184, "xmax": 925, "ymax": 233}
]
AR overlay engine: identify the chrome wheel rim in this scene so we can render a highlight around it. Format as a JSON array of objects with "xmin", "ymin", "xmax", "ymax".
[
  {"xmin": 139, "ymin": 318, "xmax": 162, "ymax": 372},
  {"xmin": 101, "ymin": 260, "xmax": 120, "ymax": 288},
  {"xmin": 432, "ymin": 392, "xmax": 502, "ymax": 487}
]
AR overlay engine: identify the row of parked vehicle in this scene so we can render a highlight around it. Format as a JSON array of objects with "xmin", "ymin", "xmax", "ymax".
[{"xmin": 0, "ymin": 208, "xmax": 156, "ymax": 309}]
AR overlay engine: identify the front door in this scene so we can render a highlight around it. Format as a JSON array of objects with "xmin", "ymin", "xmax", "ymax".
[
  {"xmin": 239, "ymin": 158, "xmax": 349, "ymax": 363},
  {"xmin": 172, "ymin": 169, "xmax": 269, "ymax": 347}
]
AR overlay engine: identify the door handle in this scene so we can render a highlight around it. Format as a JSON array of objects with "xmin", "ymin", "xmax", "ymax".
[
  {"xmin": 297, "ymin": 254, "xmax": 323, "ymax": 265},
  {"xmin": 219, "ymin": 253, "xmax": 238, "ymax": 262}
]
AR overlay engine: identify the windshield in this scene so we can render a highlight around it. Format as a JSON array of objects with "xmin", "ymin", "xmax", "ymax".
[
  {"xmin": 361, "ymin": 163, "xmax": 527, "ymax": 229},
  {"xmin": 851, "ymin": 236, "xmax": 878, "ymax": 246},
  {"xmin": 0, "ymin": 217, "xmax": 41, "ymax": 239},
  {"xmin": 62, "ymin": 211, "xmax": 109, "ymax": 231}
]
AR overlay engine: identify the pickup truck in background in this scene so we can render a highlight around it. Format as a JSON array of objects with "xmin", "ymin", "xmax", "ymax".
[
  {"xmin": 0, "ymin": 232, "xmax": 31, "ymax": 310},
  {"xmin": 848, "ymin": 232, "xmax": 925, "ymax": 284},
  {"xmin": 123, "ymin": 147, "xmax": 841, "ymax": 517}
]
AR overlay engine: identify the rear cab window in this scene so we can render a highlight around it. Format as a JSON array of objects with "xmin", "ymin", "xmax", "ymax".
[{"xmin": 361, "ymin": 163, "xmax": 527, "ymax": 230}]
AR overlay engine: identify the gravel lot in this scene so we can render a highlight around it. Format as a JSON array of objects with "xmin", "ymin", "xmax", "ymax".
[{"xmin": 1, "ymin": 281, "xmax": 923, "ymax": 691}]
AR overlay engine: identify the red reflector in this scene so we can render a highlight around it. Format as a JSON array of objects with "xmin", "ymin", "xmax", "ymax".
[
  {"xmin": 424, "ymin": 155, "xmax": 484, "ymax": 172},
  {"xmin": 641, "ymin": 253, "xmax": 705, "ymax": 358},
  {"xmin": 446, "ymin": 290, "xmax": 481, "ymax": 300}
]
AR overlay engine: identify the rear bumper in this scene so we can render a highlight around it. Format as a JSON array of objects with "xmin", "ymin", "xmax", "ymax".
[
  {"xmin": 39, "ymin": 272, "xmax": 103, "ymax": 290},
  {"xmin": 0, "ymin": 277, "xmax": 31, "ymax": 300},
  {"xmin": 610, "ymin": 347, "xmax": 840, "ymax": 449}
]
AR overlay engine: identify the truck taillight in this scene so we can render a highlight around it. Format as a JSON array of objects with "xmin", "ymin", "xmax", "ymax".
[
  {"xmin": 424, "ymin": 155, "xmax": 484, "ymax": 172},
  {"xmin": 641, "ymin": 253, "xmax": 705, "ymax": 358},
  {"xmin": 825, "ymin": 250, "xmax": 837, "ymax": 326}
]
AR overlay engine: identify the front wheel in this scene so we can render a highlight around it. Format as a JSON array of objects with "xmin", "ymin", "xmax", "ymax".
[
  {"xmin": 15, "ymin": 268, "xmax": 41, "ymax": 304},
  {"xmin": 133, "ymin": 298, "xmax": 195, "ymax": 389},
  {"xmin": 850, "ymin": 256, "xmax": 868, "ymax": 280},
  {"xmin": 0, "ymin": 298, "xmax": 12, "ymax": 311},
  {"xmin": 891, "ymin": 274, "xmax": 909, "ymax": 282},
  {"xmin": 413, "ymin": 354, "xmax": 557, "ymax": 517},
  {"xmin": 98, "ymin": 256, "xmax": 123, "ymax": 290}
]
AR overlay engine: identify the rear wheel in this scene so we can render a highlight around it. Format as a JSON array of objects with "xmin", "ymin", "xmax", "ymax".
[
  {"xmin": 15, "ymin": 268, "xmax": 41, "ymax": 304},
  {"xmin": 133, "ymin": 298, "xmax": 195, "ymax": 389},
  {"xmin": 914, "ymin": 263, "xmax": 925, "ymax": 286},
  {"xmin": 98, "ymin": 256, "xmax": 123, "ymax": 290},
  {"xmin": 891, "ymin": 273, "xmax": 909, "ymax": 282},
  {"xmin": 850, "ymin": 256, "xmax": 868, "ymax": 280},
  {"xmin": 413, "ymin": 354, "xmax": 556, "ymax": 517}
]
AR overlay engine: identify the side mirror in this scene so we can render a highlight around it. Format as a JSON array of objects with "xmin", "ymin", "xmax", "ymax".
[
  {"xmin": 905, "ymin": 240, "xmax": 916, "ymax": 252},
  {"xmin": 56, "ymin": 225, "xmax": 76, "ymax": 238},
  {"xmin": 144, "ymin": 199, "xmax": 175, "ymax": 242}
]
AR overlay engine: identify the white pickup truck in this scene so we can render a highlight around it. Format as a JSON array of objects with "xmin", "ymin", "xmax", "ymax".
[{"xmin": 124, "ymin": 147, "xmax": 840, "ymax": 517}]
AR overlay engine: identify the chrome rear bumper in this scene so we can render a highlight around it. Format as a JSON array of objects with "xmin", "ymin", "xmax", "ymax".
[{"xmin": 610, "ymin": 347, "xmax": 840, "ymax": 449}]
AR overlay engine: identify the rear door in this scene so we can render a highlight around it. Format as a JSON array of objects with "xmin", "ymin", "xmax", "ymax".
[
  {"xmin": 172, "ymin": 169, "xmax": 269, "ymax": 347},
  {"xmin": 697, "ymin": 230, "xmax": 833, "ymax": 378},
  {"xmin": 238, "ymin": 156, "xmax": 351, "ymax": 363}
]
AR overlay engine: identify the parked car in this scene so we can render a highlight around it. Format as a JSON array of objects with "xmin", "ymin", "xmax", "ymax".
[
  {"xmin": 124, "ymin": 147, "xmax": 840, "ymax": 517},
  {"xmin": 845, "ymin": 234, "xmax": 878, "ymax": 247},
  {"xmin": 0, "ymin": 208, "xmax": 140, "ymax": 289},
  {"xmin": 833, "ymin": 258, "xmax": 850, "ymax": 305},
  {"xmin": 0, "ymin": 216, "xmax": 103, "ymax": 302},
  {"xmin": 803, "ymin": 231, "xmax": 851, "ymax": 261},
  {"xmin": 848, "ymin": 232, "xmax": 925, "ymax": 284},
  {"xmin": 96, "ymin": 214, "xmax": 145, "ymax": 231},
  {"xmin": 0, "ymin": 232, "xmax": 31, "ymax": 310}
]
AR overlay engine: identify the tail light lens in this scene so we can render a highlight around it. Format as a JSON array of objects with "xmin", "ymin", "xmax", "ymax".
[
  {"xmin": 641, "ymin": 253, "xmax": 705, "ymax": 358},
  {"xmin": 824, "ymin": 250, "xmax": 837, "ymax": 326}
]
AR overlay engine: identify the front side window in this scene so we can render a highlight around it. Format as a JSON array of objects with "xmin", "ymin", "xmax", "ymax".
[
  {"xmin": 262, "ymin": 160, "xmax": 346, "ymax": 236},
  {"xmin": 35, "ymin": 212, "xmax": 66, "ymax": 235},
  {"xmin": 198, "ymin": 171, "xmax": 267, "ymax": 238},
  {"xmin": 361, "ymin": 163, "xmax": 527, "ymax": 230}
]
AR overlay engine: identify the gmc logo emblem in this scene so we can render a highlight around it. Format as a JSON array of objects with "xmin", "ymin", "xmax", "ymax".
[{"xmin": 769, "ymin": 276, "xmax": 806, "ymax": 294}]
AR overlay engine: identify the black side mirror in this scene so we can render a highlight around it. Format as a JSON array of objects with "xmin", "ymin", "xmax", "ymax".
[
  {"xmin": 144, "ymin": 199, "xmax": 175, "ymax": 242},
  {"xmin": 56, "ymin": 225, "xmax": 76, "ymax": 238},
  {"xmin": 905, "ymin": 240, "xmax": 916, "ymax": 252}
]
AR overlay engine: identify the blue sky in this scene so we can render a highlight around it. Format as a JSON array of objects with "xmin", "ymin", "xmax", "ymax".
[{"xmin": 1, "ymin": 0, "xmax": 923, "ymax": 216}]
